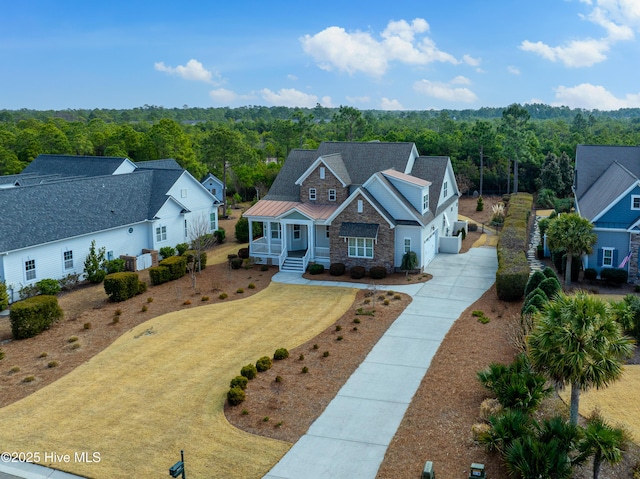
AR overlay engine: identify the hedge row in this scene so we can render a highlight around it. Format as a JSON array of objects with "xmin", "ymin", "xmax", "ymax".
[
  {"xmin": 104, "ymin": 272, "xmax": 147, "ymax": 302},
  {"xmin": 496, "ymin": 193, "xmax": 533, "ymax": 301},
  {"xmin": 149, "ymin": 255, "xmax": 188, "ymax": 286},
  {"xmin": 10, "ymin": 295, "xmax": 63, "ymax": 339}
]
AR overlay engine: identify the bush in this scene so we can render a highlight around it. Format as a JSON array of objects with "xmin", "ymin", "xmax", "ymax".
[
  {"xmin": 159, "ymin": 255, "xmax": 187, "ymax": 280},
  {"xmin": 149, "ymin": 266, "xmax": 171, "ymax": 286},
  {"xmin": 601, "ymin": 268, "xmax": 628, "ymax": 284},
  {"xmin": 18, "ymin": 284, "xmax": 39, "ymax": 300},
  {"xmin": 476, "ymin": 196, "xmax": 484, "ymax": 211},
  {"xmin": 240, "ymin": 363, "xmax": 257, "ymax": 380},
  {"xmin": 329, "ymin": 263, "xmax": 345, "ymax": 276},
  {"xmin": 230, "ymin": 257, "xmax": 243, "ymax": 269},
  {"xmin": 256, "ymin": 356, "xmax": 273, "ymax": 372},
  {"xmin": 584, "ymin": 268, "xmax": 597, "ymax": 281},
  {"xmin": 103, "ymin": 272, "xmax": 146, "ymax": 302},
  {"xmin": 468, "ymin": 222, "xmax": 478, "ymax": 232},
  {"xmin": 84, "ymin": 240, "xmax": 106, "ymax": 283},
  {"xmin": 369, "ymin": 266, "xmax": 387, "ymax": 280},
  {"xmin": 213, "ymin": 228, "xmax": 226, "ymax": 244},
  {"xmin": 175, "ymin": 242, "xmax": 189, "ymax": 255},
  {"xmin": 524, "ymin": 271, "xmax": 546, "ymax": 298},
  {"xmin": 237, "ymin": 247, "xmax": 250, "ymax": 259},
  {"xmin": 542, "ymin": 266, "xmax": 558, "ymax": 281},
  {"xmin": 350, "ymin": 266, "xmax": 366, "ymax": 279},
  {"xmin": 183, "ymin": 250, "xmax": 207, "ymax": 271},
  {"xmin": 273, "ymin": 348, "xmax": 289, "ymax": 360},
  {"xmin": 104, "ymin": 258, "xmax": 126, "ymax": 274},
  {"xmin": 309, "ymin": 263, "xmax": 325, "ymax": 275},
  {"xmin": 227, "ymin": 386, "xmax": 246, "ymax": 406},
  {"xmin": 159, "ymin": 246, "xmax": 175, "ymax": 259},
  {"xmin": 58, "ymin": 273, "xmax": 80, "ymax": 291},
  {"xmin": 538, "ymin": 277, "xmax": 561, "ymax": 300},
  {"xmin": 230, "ymin": 375, "xmax": 248, "ymax": 390},
  {"xmin": 522, "ymin": 292, "xmax": 548, "ymax": 315},
  {"xmin": 10, "ymin": 295, "xmax": 63, "ymax": 339},
  {"xmin": 36, "ymin": 279, "xmax": 61, "ymax": 296}
]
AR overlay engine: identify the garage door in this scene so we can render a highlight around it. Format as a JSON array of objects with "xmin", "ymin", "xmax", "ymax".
[{"xmin": 423, "ymin": 231, "xmax": 437, "ymax": 267}]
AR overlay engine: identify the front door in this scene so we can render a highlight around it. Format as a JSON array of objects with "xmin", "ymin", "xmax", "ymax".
[{"xmin": 288, "ymin": 224, "xmax": 306, "ymax": 252}]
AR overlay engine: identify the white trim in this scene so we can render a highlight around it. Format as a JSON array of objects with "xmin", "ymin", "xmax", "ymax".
[
  {"xmin": 594, "ymin": 227, "xmax": 629, "ymax": 233},
  {"xmin": 328, "ymin": 189, "xmax": 336, "ymax": 201},
  {"xmin": 602, "ymin": 246, "xmax": 615, "ymax": 267},
  {"xmin": 362, "ymin": 174, "xmax": 425, "ymax": 226},
  {"xmin": 309, "ymin": 188, "xmax": 317, "ymax": 201},
  {"xmin": 325, "ymin": 187, "xmax": 396, "ymax": 228},
  {"xmin": 632, "ymin": 195, "xmax": 640, "ymax": 210},
  {"xmin": 348, "ymin": 237, "xmax": 374, "ymax": 258},
  {"xmin": 591, "ymin": 181, "xmax": 639, "ymax": 222},
  {"xmin": 294, "ymin": 156, "xmax": 349, "ymax": 187}
]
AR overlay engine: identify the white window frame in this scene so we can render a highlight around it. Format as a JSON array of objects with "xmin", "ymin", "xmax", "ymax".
[
  {"xmin": 348, "ymin": 237, "xmax": 374, "ymax": 258},
  {"xmin": 25, "ymin": 259, "xmax": 36, "ymax": 281},
  {"xmin": 602, "ymin": 247, "xmax": 614, "ymax": 267},
  {"xmin": 181, "ymin": 188, "xmax": 188, "ymax": 198},
  {"xmin": 632, "ymin": 195, "xmax": 640, "ymax": 210},
  {"xmin": 328, "ymin": 189, "xmax": 337, "ymax": 201},
  {"xmin": 63, "ymin": 250, "xmax": 74, "ymax": 270},
  {"xmin": 422, "ymin": 192, "xmax": 429, "ymax": 213},
  {"xmin": 357, "ymin": 199, "xmax": 363, "ymax": 213},
  {"xmin": 320, "ymin": 166, "xmax": 326, "ymax": 179},
  {"xmin": 309, "ymin": 188, "xmax": 317, "ymax": 201},
  {"xmin": 156, "ymin": 225, "xmax": 167, "ymax": 242},
  {"xmin": 209, "ymin": 212, "xmax": 216, "ymax": 231},
  {"xmin": 293, "ymin": 224, "xmax": 301, "ymax": 240},
  {"xmin": 443, "ymin": 181, "xmax": 448, "ymax": 198},
  {"xmin": 404, "ymin": 238, "xmax": 411, "ymax": 254},
  {"xmin": 270, "ymin": 223, "xmax": 281, "ymax": 239}
]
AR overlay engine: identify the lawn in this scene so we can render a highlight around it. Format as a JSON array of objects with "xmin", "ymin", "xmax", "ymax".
[{"xmin": 0, "ymin": 283, "xmax": 356, "ymax": 479}]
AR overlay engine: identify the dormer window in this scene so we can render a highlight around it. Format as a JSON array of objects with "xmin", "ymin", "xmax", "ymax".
[
  {"xmin": 320, "ymin": 167, "xmax": 326, "ymax": 179},
  {"xmin": 328, "ymin": 189, "xmax": 336, "ymax": 201},
  {"xmin": 309, "ymin": 188, "xmax": 317, "ymax": 201}
]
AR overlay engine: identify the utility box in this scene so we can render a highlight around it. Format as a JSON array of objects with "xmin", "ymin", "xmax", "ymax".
[
  {"xmin": 469, "ymin": 463, "xmax": 485, "ymax": 479},
  {"xmin": 421, "ymin": 461, "xmax": 435, "ymax": 479}
]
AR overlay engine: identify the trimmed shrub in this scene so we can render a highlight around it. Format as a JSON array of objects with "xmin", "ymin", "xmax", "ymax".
[
  {"xmin": 476, "ymin": 196, "xmax": 484, "ymax": 211},
  {"xmin": 183, "ymin": 250, "xmax": 207, "ymax": 271},
  {"xmin": 36, "ymin": 279, "xmax": 61, "ymax": 296},
  {"xmin": 369, "ymin": 266, "xmax": 387, "ymax": 280},
  {"xmin": 601, "ymin": 268, "xmax": 628, "ymax": 284},
  {"xmin": 103, "ymin": 272, "xmax": 145, "ymax": 302},
  {"xmin": 496, "ymin": 250, "xmax": 529, "ymax": 301},
  {"xmin": 584, "ymin": 268, "xmax": 597, "ymax": 281},
  {"xmin": 256, "ymin": 356, "xmax": 273, "ymax": 372},
  {"xmin": 149, "ymin": 266, "xmax": 171, "ymax": 286},
  {"xmin": 329, "ymin": 263, "xmax": 345, "ymax": 276},
  {"xmin": 350, "ymin": 266, "xmax": 366, "ymax": 280},
  {"xmin": 538, "ymin": 277, "xmax": 561, "ymax": 300},
  {"xmin": 523, "ymin": 292, "xmax": 548, "ymax": 315},
  {"xmin": 234, "ymin": 216, "xmax": 262, "ymax": 243},
  {"xmin": 230, "ymin": 257, "xmax": 243, "ymax": 269},
  {"xmin": 237, "ymin": 247, "xmax": 250, "ymax": 259},
  {"xmin": 175, "ymin": 242, "xmax": 189, "ymax": 255},
  {"xmin": 524, "ymin": 271, "xmax": 546, "ymax": 298},
  {"xmin": 159, "ymin": 255, "xmax": 187, "ymax": 280},
  {"xmin": 273, "ymin": 348, "xmax": 289, "ymax": 360},
  {"xmin": 227, "ymin": 386, "xmax": 246, "ymax": 406},
  {"xmin": 10, "ymin": 295, "xmax": 63, "ymax": 339},
  {"xmin": 309, "ymin": 263, "xmax": 325, "ymax": 275},
  {"xmin": 0, "ymin": 281, "xmax": 8, "ymax": 312},
  {"xmin": 230, "ymin": 375, "xmax": 248, "ymax": 390},
  {"xmin": 542, "ymin": 266, "xmax": 558, "ymax": 280},
  {"xmin": 468, "ymin": 222, "xmax": 478, "ymax": 232},
  {"xmin": 159, "ymin": 246, "xmax": 175, "ymax": 260},
  {"xmin": 240, "ymin": 363, "xmax": 257, "ymax": 380},
  {"xmin": 213, "ymin": 228, "xmax": 226, "ymax": 244},
  {"xmin": 104, "ymin": 258, "xmax": 126, "ymax": 274}
]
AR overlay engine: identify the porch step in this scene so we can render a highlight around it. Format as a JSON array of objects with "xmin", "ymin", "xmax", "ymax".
[{"xmin": 281, "ymin": 256, "xmax": 305, "ymax": 273}]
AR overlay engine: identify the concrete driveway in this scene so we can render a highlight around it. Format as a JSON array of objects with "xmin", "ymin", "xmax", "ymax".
[{"xmin": 265, "ymin": 246, "xmax": 498, "ymax": 479}]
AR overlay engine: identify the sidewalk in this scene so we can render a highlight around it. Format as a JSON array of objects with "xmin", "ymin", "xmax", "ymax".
[
  {"xmin": 264, "ymin": 247, "xmax": 498, "ymax": 479},
  {"xmin": 0, "ymin": 460, "xmax": 86, "ymax": 479}
]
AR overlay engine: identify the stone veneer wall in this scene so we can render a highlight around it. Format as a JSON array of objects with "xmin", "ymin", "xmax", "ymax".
[
  {"xmin": 300, "ymin": 167, "xmax": 349, "ymax": 204},
  {"xmin": 329, "ymin": 193, "xmax": 395, "ymax": 273},
  {"xmin": 629, "ymin": 233, "xmax": 640, "ymax": 282}
]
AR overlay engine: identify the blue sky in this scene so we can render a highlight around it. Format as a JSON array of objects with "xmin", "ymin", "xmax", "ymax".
[{"xmin": 2, "ymin": 0, "xmax": 640, "ymax": 111}]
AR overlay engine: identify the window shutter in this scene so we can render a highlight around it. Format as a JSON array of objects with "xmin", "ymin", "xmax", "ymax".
[
  {"xmin": 597, "ymin": 248, "xmax": 603, "ymax": 267},
  {"xmin": 613, "ymin": 250, "xmax": 618, "ymax": 267}
]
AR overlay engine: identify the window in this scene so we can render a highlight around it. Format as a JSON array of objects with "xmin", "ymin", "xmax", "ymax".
[
  {"xmin": 309, "ymin": 188, "xmax": 317, "ymax": 201},
  {"xmin": 602, "ymin": 247, "xmax": 614, "ymax": 267},
  {"xmin": 107, "ymin": 251, "xmax": 114, "ymax": 261},
  {"xmin": 210, "ymin": 212, "xmax": 216, "ymax": 231},
  {"xmin": 156, "ymin": 225, "xmax": 167, "ymax": 242},
  {"xmin": 63, "ymin": 250, "xmax": 73, "ymax": 270},
  {"xmin": 184, "ymin": 219, "xmax": 188, "ymax": 238},
  {"xmin": 633, "ymin": 196, "xmax": 640, "ymax": 210},
  {"xmin": 348, "ymin": 238, "xmax": 374, "ymax": 258},
  {"xmin": 357, "ymin": 200, "xmax": 363, "ymax": 213},
  {"xmin": 326, "ymin": 226, "xmax": 330, "ymax": 239},
  {"xmin": 270, "ymin": 223, "xmax": 281, "ymax": 239},
  {"xmin": 181, "ymin": 188, "xmax": 187, "ymax": 198},
  {"xmin": 328, "ymin": 189, "xmax": 336, "ymax": 201},
  {"xmin": 293, "ymin": 224, "xmax": 301, "ymax": 239},
  {"xmin": 404, "ymin": 238, "xmax": 411, "ymax": 254},
  {"xmin": 422, "ymin": 192, "xmax": 429, "ymax": 212},
  {"xmin": 212, "ymin": 188, "xmax": 217, "ymax": 196},
  {"xmin": 25, "ymin": 259, "xmax": 36, "ymax": 281},
  {"xmin": 443, "ymin": 181, "xmax": 448, "ymax": 198},
  {"xmin": 320, "ymin": 166, "xmax": 326, "ymax": 179}
]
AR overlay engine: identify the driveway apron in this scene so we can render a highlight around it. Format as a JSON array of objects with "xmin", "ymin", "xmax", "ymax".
[{"xmin": 265, "ymin": 247, "xmax": 497, "ymax": 479}]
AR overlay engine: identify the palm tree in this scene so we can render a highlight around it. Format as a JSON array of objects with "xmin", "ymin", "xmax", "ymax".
[
  {"xmin": 527, "ymin": 291, "xmax": 635, "ymax": 425},
  {"xmin": 545, "ymin": 213, "xmax": 597, "ymax": 285},
  {"xmin": 576, "ymin": 409, "xmax": 627, "ymax": 479}
]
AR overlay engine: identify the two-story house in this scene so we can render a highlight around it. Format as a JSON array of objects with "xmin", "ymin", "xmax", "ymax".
[
  {"xmin": 574, "ymin": 144, "xmax": 640, "ymax": 281},
  {"xmin": 243, "ymin": 141, "xmax": 460, "ymax": 273},
  {"xmin": 0, "ymin": 155, "xmax": 219, "ymax": 303}
]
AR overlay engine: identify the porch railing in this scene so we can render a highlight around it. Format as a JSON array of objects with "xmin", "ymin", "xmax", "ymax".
[{"xmin": 315, "ymin": 246, "xmax": 330, "ymax": 258}]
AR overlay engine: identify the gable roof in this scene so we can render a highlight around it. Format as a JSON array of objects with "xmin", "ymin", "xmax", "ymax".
[
  {"xmin": 409, "ymin": 156, "xmax": 455, "ymax": 215},
  {"xmin": 578, "ymin": 161, "xmax": 639, "ymax": 221},
  {"xmin": 575, "ymin": 145, "xmax": 640, "ymax": 199},
  {"xmin": 381, "ymin": 168, "xmax": 430, "ymax": 188},
  {"xmin": 294, "ymin": 153, "xmax": 352, "ymax": 187},
  {"xmin": 23, "ymin": 154, "xmax": 133, "ymax": 177}
]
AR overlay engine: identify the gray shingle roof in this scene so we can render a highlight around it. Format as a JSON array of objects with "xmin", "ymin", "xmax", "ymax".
[
  {"xmin": 23, "ymin": 154, "xmax": 130, "ymax": 177},
  {"xmin": 320, "ymin": 153, "xmax": 352, "ymax": 185},
  {"xmin": 410, "ymin": 156, "xmax": 456, "ymax": 215},
  {"xmin": 575, "ymin": 145, "xmax": 640, "ymax": 199},
  {"xmin": 135, "ymin": 159, "xmax": 183, "ymax": 170},
  {"xmin": 338, "ymin": 222, "xmax": 380, "ymax": 239},
  {"xmin": 578, "ymin": 161, "xmax": 639, "ymax": 221}
]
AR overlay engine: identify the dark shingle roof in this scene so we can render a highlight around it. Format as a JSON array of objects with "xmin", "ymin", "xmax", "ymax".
[
  {"xmin": 135, "ymin": 159, "xmax": 183, "ymax": 170},
  {"xmin": 338, "ymin": 222, "xmax": 380, "ymax": 239},
  {"xmin": 410, "ymin": 156, "xmax": 455, "ymax": 215},
  {"xmin": 579, "ymin": 161, "xmax": 639, "ymax": 221},
  {"xmin": 22, "ymin": 154, "xmax": 131, "ymax": 177},
  {"xmin": 575, "ymin": 145, "xmax": 640, "ymax": 199}
]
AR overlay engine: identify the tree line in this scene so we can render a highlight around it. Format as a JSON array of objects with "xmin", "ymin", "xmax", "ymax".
[{"xmin": 1, "ymin": 104, "xmax": 640, "ymax": 201}]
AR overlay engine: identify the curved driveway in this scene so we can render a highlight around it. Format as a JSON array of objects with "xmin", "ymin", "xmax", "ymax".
[{"xmin": 265, "ymin": 247, "xmax": 498, "ymax": 479}]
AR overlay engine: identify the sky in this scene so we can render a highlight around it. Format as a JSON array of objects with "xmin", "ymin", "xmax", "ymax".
[{"xmin": 2, "ymin": 0, "xmax": 640, "ymax": 111}]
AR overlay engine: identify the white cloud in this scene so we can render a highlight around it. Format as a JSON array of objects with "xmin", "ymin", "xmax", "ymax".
[
  {"xmin": 507, "ymin": 65, "xmax": 521, "ymax": 75},
  {"xmin": 260, "ymin": 88, "xmax": 318, "ymax": 107},
  {"xmin": 413, "ymin": 79, "xmax": 478, "ymax": 103},
  {"xmin": 209, "ymin": 88, "xmax": 239, "ymax": 104},
  {"xmin": 155, "ymin": 59, "xmax": 218, "ymax": 83},
  {"xmin": 320, "ymin": 96, "xmax": 334, "ymax": 108},
  {"xmin": 301, "ymin": 18, "xmax": 459, "ymax": 77},
  {"xmin": 451, "ymin": 75, "xmax": 471, "ymax": 85},
  {"xmin": 380, "ymin": 98, "xmax": 404, "ymax": 110},
  {"xmin": 553, "ymin": 82, "xmax": 640, "ymax": 109},
  {"xmin": 462, "ymin": 54, "xmax": 481, "ymax": 67},
  {"xmin": 520, "ymin": 38, "xmax": 610, "ymax": 67},
  {"xmin": 346, "ymin": 96, "xmax": 371, "ymax": 104},
  {"xmin": 287, "ymin": 74, "xmax": 298, "ymax": 81}
]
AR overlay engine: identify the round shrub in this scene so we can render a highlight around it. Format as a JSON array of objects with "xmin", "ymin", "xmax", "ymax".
[
  {"xmin": 350, "ymin": 266, "xmax": 366, "ymax": 279},
  {"xmin": 240, "ymin": 363, "xmax": 257, "ymax": 380},
  {"xmin": 230, "ymin": 375, "xmax": 248, "ymax": 390},
  {"xmin": 256, "ymin": 356, "xmax": 273, "ymax": 372},
  {"xmin": 309, "ymin": 263, "xmax": 325, "ymax": 275},
  {"xmin": 542, "ymin": 266, "xmax": 558, "ymax": 280},
  {"xmin": 522, "ymin": 292, "xmax": 548, "ymax": 315},
  {"xmin": 273, "ymin": 348, "xmax": 289, "ymax": 360},
  {"xmin": 227, "ymin": 386, "xmax": 246, "ymax": 406},
  {"xmin": 36, "ymin": 279, "xmax": 61, "ymax": 296},
  {"xmin": 524, "ymin": 270, "xmax": 546, "ymax": 298},
  {"xmin": 329, "ymin": 263, "xmax": 345, "ymax": 276},
  {"xmin": 601, "ymin": 267, "xmax": 628, "ymax": 284},
  {"xmin": 584, "ymin": 268, "xmax": 597, "ymax": 281},
  {"xmin": 369, "ymin": 266, "xmax": 387, "ymax": 280},
  {"xmin": 230, "ymin": 258, "xmax": 243, "ymax": 269},
  {"xmin": 538, "ymin": 277, "xmax": 561, "ymax": 300},
  {"xmin": 238, "ymin": 247, "xmax": 250, "ymax": 259},
  {"xmin": 468, "ymin": 222, "xmax": 478, "ymax": 232}
]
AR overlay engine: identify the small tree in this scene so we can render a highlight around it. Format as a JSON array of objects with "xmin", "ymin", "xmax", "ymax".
[
  {"xmin": 83, "ymin": 240, "xmax": 106, "ymax": 283},
  {"xmin": 546, "ymin": 213, "xmax": 597, "ymax": 285},
  {"xmin": 185, "ymin": 214, "xmax": 217, "ymax": 292},
  {"xmin": 401, "ymin": 251, "xmax": 418, "ymax": 277},
  {"xmin": 576, "ymin": 409, "xmax": 628, "ymax": 479},
  {"xmin": 0, "ymin": 280, "xmax": 9, "ymax": 311}
]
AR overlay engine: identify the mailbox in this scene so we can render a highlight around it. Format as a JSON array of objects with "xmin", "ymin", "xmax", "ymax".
[
  {"xmin": 469, "ymin": 463, "xmax": 485, "ymax": 479},
  {"xmin": 421, "ymin": 461, "xmax": 435, "ymax": 479},
  {"xmin": 169, "ymin": 460, "xmax": 184, "ymax": 478}
]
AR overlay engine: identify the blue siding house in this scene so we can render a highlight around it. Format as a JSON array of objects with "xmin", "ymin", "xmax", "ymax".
[{"xmin": 574, "ymin": 145, "xmax": 640, "ymax": 281}]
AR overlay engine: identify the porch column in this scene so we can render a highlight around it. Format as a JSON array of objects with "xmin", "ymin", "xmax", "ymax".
[
  {"xmin": 248, "ymin": 218, "xmax": 253, "ymax": 253},
  {"xmin": 267, "ymin": 221, "xmax": 272, "ymax": 255},
  {"xmin": 308, "ymin": 222, "xmax": 315, "ymax": 261}
]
